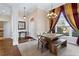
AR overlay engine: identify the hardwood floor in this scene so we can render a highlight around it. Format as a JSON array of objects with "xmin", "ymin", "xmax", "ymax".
[
  {"xmin": 0, "ymin": 37, "xmax": 35, "ymax": 56},
  {"xmin": 0, "ymin": 38, "xmax": 21, "ymax": 56}
]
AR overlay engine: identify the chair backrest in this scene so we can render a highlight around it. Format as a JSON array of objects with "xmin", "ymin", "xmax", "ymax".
[
  {"xmin": 40, "ymin": 36, "xmax": 47, "ymax": 43},
  {"xmin": 37, "ymin": 35, "xmax": 52, "ymax": 44}
]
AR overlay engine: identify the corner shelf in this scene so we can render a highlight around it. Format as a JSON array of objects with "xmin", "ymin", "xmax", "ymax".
[
  {"xmin": 0, "ymin": 28, "xmax": 3, "ymax": 31},
  {"xmin": 0, "ymin": 28, "xmax": 3, "ymax": 37}
]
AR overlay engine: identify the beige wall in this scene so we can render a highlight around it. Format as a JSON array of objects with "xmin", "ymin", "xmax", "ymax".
[
  {"xmin": 27, "ymin": 8, "xmax": 49, "ymax": 38},
  {"xmin": 18, "ymin": 7, "xmax": 50, "ymax": 38},
  {"xmin": 36, "ymin": 8, "xmax": 49, "ymax": 34}
]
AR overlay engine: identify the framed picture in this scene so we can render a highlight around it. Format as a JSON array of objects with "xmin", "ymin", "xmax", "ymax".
[{"xmin": 18, "ymin": 21, "xmax": 26, "ymax": 30}]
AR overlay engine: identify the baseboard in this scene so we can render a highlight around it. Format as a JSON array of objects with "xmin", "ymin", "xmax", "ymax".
[{"xmin": 0, "ymin": 37, "xmax": 12, "ymax": 40}]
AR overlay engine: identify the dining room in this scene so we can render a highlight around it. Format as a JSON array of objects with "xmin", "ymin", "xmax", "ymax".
[{"xmin": 0, "ymin": 3, "xmax": 79, "ymax": 56}]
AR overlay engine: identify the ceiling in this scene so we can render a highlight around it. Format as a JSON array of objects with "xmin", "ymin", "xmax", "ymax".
[
  {"xmin": 0, "ymin": 3, "xmax": 65, "ymax": 16},
  {"xmin": 0, "ymin": 4, "xmax": 11, "ymax": 16}
]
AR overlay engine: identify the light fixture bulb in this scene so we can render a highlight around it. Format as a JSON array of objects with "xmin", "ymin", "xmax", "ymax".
[
  {"xmin": 48, "ymin": 16, "xmax": 51, "ymax": 19},
  {"xmin": 23, "ymin": 16, "xmax": 26, "ymax": 19},
  {"xmin": 47, "ymin": 11, "xmax": 57, "ymax": 19},
  {"xmin": 23, "ymin": 7, "xmax": 26, "ymax": 20},
  {"xmin": 47, "ymin": 13, "xmax": 50, "ymax": 17}
]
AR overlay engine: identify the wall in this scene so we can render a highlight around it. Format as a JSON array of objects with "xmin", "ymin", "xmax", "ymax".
[
  {"xmin": 27, "ymin": 6, "xmax": 50, "ymax": 38},
  {"xmin": 18, "ymin": 3, "xmax": 50, "ymax": 39},
  {"xmin": 28, "ymin": 9, "xmax": 37, "ymax": 38},
  {"xmin": 36, "ymin": 8, "xmax": 49, "ymax": 35}
]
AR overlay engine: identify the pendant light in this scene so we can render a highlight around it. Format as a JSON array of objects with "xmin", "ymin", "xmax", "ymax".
[{"xmin": 23, "ymin": 7, "xmax": 26, "ymax": 20}]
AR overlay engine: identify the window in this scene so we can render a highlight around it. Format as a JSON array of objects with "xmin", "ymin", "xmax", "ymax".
[
  {"xmin": 56, "ymin": 26, "xmax": 69, "ymax": 36},
  {"xmin": 55, "ymin": 12, "xmax": 75, "ymax": 36},
  {"xmin": 72, "ymin": 29, "xmax": 79, "ymax": 37}
]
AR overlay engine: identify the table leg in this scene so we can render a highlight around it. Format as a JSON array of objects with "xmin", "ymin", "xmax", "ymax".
[{"xmin": 61, "ymin": 40, "xmax": 67, "ymax": 48}]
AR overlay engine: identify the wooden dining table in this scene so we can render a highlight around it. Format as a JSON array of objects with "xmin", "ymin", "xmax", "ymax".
[
  {"xmin": 38, "ymin": 33, "xmax": 67, "ymax": 55},
  {"xmin": 41, "ymin": 33, "xmax": 63, "ymax": 40}
]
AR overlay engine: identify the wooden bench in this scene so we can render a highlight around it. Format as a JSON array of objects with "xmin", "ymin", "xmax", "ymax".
[{"xmin": 48, "ymin": 39, "xmax": 67, "ymax": 55}]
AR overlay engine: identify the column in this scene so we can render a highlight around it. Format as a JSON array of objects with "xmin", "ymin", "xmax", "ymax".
[{"xmin": 11, "ymin": 6, "xmax": 19, "ymax": 45}]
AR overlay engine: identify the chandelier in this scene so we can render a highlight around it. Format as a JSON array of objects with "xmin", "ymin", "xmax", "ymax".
[
  {"xmin": 23, "ymin": 7, "xmax": 26, "ymax": 20},
  {"xmin": 47, "ymin": 11, "xmax": 57, "ymax": 19}
]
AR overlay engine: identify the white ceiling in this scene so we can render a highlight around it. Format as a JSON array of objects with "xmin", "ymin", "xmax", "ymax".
[
  {"xmin": 0, "ymin": 4, "xmax": 11, "ymax": 16},
  {"xmin": 0, "ymin": 3, "xmax": 65, "ymax": 16}
]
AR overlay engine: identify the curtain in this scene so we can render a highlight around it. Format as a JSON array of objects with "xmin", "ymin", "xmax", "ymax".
[
  {"xmin": 64, "ymin": 3, "xmax": 79, "ymax": 31},
  {"xmin": 48, "ymin": 3, "xmax": 79, "ymax": 45},
  {"xmin": 49, "ymin": 19, "xmax": 53, "ymax": 32},
  {"xmin": 61, "ymin": 3, "xmax": 79, "ymax": 45},
  {"xmin": 49, "ymin": 3, "xmax": 79, "ymax": 31},
  {"xmin": 61, "ymin": 5, "xmax": 76, "ymax": 31},
  {"xmin": 49, "ymin": 3, "xmax": 79, "ymax": 32},
  {"xmin": 49, "ymin": 7, "xmax": 61, "ymax": 32}
]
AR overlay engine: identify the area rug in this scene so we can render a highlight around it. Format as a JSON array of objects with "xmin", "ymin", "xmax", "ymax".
[{"xmin": 18, "ymin": 40, "xmax": 79, "ymax": 56}]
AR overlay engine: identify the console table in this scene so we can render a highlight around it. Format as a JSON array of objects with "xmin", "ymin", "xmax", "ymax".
[{"xmin": 18, "ymin": 31, "xmax": 27, "ymax": 40}]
